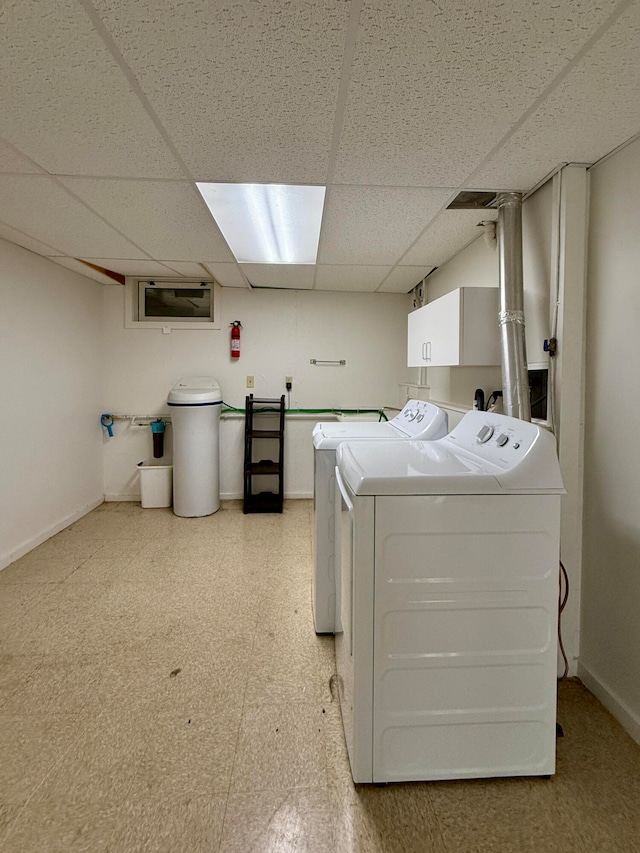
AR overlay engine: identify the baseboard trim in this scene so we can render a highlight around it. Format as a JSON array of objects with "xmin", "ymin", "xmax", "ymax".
[
  {"xmin": 0, "ymin": 496, "xmax": 104, "ymax": 571},
  {"xmin": 105, "ymin": 492, "xmax": 314, "ymax": 503},
  {"xmin": 578, "ymin": 661, "xmax": 640, "ymax": 746}
]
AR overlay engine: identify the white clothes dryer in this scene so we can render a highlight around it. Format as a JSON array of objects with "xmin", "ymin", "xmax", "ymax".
[
  {"xmin": 334, "ymin": 411, "xmax": 564, "ymax": 784},
  {"xmin": 312, "ymin": 400, "xmax": 447, "ymax": 633}
]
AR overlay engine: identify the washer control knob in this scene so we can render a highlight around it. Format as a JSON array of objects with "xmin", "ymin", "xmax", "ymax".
[
  {"xmin": 496, "ymin": 433, "xmax": 509, "ymax": 447},
  {"xmin": 416, "ymin": 413, "xmax": 424, "ymax": 422},
  {"xmin": 477, "ymin": 425, "xmax": 494, "ymax": 443},
  {"xmin": 513, "ymin": 442, "xmax": 520, "ymax": 449},
  {"xmin": 407, "ymin": 410, "xmax": 417, "ymax": 421}
]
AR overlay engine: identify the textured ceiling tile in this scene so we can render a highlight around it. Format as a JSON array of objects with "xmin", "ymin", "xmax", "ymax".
[
  {"xmin": 403, "ymin": 210, "xmax": 498, "ymax": 267},
  {"xmin": 92, "ymin": 0, "xmax": 351, "ymax": 183},
  {"xmin": 0, "ymin": 140, "xmax": 44, "ymax": 174},
  {"xmin": 47, "ymin": 256, "xmax": 121, "ymax": 284},
  {"xmin": 0, "ymin": 223, "xmax": 59, "ymax": 256},
  {"xmin": 159, "ymin": 261, "xmax": 216, "ymax": 278},
  {"xmin": 471, "ymin": 5, "xmax": 640, "ymax": 189},
  {"xmin": 79, "ymin": 259, "xmax": 177, "ymax": 277},
  {"xmin": 203, "ymin": 262, "xmax": 249, "ymax": 288},
  {"xmin": 333, "ymin": 0, "xmax": 620, "ymax": 186},
  {"xmin": 240, "ymin": 264, "xmax": 315, "ymax": 290},
  {"xmin": 0, "ymin": 176, "xmax": 147, "ymax": 257},
  {"xmin": 318, "ymin": 186, "xmax": 452, "ymax": 265},
  {"xmin": 315, "ymin": 265, "xmax": 391, "ymax": 292},
  {"xmin": 0, "ymin": 0, "xmax": 184, "ymax": 178},
  {"xmin": 378, "ymin": 266, "xmax": 432, "ymax": 294},
  {"xmin": 60, "ymin": 179, "xmax": 235, "ymax": 262}
]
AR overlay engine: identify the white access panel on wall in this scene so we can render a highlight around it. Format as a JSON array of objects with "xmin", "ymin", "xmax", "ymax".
[{"xmin": 407, "ymin": 287, "xmax": 500, "ymax": 367}]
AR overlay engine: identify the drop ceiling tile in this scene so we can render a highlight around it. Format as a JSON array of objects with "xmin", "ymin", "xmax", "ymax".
[
  {"xmin": 315, "ymin": 265, "xmax": 391, "ymax": 292},
  {"xmin": 60, "ymin": 179, "xmax": 235, "ymax": 262},
  {"xmin": 240, "ymin": 264, "xmax": 315, "ymax": 290},
  {"xmin": 471, "ymin": 4, "xmax": 640, "ymax": 190},
  {"xmin": 0, "ymin": 223, "xmax": 59, "ymax": 256},
  {"xmin": 318, "ymin": 186, "xmax": 452, "ymax": 265},
  {"xmin": 378, "ymin": 266, "xmax": 432, "ymax": 294},
  {"xmin": 47, "ymin": 257, "xmax": 121, "ymax": 285},
  {"xmin": 91, "ymin": 0, "xmax": 351, "ymax": 183},
  {"xmin": 159, "ymin": 261, "xmax": 214, "ymax": 278},
  {"xmin": 0, "ymin": 140, "xmax": 44, "ymax": 174},
  {"xmin": 0, "ymin": 0, "xmax": 184, "ymax": 178},
  {"xmin": 402, "ymin": 210, "xmax": 498, "ymax": 267},
  {"xmin": 204, "ymin": 263, "xmax": 249, "ymax": 289},
  {"xmin": 0, "ymin": 176, "xmax": 147, "ymax": 258},
  {"xmin": 333, "ymin": 0, "xmax": 620, "ymax": 186},
  {"xmin": 80, "ymin": 259, "xmax": 176, "ymax": 277}
]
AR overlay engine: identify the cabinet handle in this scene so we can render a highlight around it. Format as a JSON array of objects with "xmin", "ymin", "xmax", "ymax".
[{"xmin": 422, "ymin": 341, "xmax": 432, "ymax": 362}]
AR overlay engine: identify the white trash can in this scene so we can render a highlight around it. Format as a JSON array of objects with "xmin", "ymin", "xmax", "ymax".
[
  {"xmin": 168, "ymin": 376, "xmax": 222, "ymax": 517},
  {"xmin": 138, "ymin": 463, "xmax": 173, "ymax": 508}
]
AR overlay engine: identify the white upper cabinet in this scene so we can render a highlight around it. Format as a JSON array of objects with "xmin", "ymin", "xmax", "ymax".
[{"xmin": 407, "ymin": 287, "xmax": 501, "ymax": 367}]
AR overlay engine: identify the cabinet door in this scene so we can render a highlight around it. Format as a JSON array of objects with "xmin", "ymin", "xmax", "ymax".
[{"xmin": 407, "ymin": 290, "xmax": 461, "ymax": 367}]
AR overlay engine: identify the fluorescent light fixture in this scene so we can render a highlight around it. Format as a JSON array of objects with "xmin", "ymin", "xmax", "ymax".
[{"xmin": 196, "ymin": 182, "xmax": 326, "ymax": 264}]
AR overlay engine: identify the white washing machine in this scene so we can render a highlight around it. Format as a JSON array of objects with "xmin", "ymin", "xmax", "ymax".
[
  {"xmin": 312, "ymin": 400, "xmax": 447, "ymax": 633},
  {"xmin": 334, "ymin": 411, "xmax": 564, "ymax": 784}
]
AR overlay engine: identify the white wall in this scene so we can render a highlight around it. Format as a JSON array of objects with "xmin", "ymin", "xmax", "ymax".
[
  {"xmin": 579, "ymin": 137, "xmax": 640, "ymax": 742},
  {"xmin": 0, "ymin": 240, "xmax": 105, "ymax": 569},
  {"xmin": 102, "ymin": 285, "xmax": 409, "ymax": 499}
]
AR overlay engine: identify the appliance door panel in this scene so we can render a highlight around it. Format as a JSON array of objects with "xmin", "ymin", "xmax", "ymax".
[
  {"xmin": 372, "ymin": 494, "xmax": 560, "ymax": 782},
  {"xmin": 312, "ymin": 449, "xmax": 337, "ymax": 633},
  {"xmin": 334, "ymin": 468, "xmax": 375, "ymax": 783}
]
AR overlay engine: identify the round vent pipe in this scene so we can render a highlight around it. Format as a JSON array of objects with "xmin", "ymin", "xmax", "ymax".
[{"xmin": 497, "ymin": 192, "xmax": 531, "ymax": 421}]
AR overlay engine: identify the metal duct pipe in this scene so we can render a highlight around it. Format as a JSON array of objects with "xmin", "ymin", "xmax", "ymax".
[{"xmin": 497, "ymin": 192, "xmax": 531, "ymax": 421}]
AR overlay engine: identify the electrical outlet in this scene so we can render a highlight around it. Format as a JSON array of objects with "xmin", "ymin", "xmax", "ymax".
[
  {"xmin": 246, "ymin": 375, "xmax": 254, "ymax": 388},
  {"xmin": 285, "ymin": 376, "xmax": 293, "ymax": 385}
]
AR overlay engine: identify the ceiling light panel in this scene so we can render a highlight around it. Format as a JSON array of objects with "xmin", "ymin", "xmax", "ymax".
[{"xmin": 197, "ymin": 183, "xmax": 326, "ymax": 264}]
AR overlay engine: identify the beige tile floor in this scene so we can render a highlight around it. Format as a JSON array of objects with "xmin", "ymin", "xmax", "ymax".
[{"xmin": 1, "ymin": 499, "xmax": 640, "ymax": 852}]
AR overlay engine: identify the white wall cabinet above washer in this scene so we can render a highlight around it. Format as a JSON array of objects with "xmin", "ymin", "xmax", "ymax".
[{"xmin": 407, "ymin": 286, "xmax": 500, "ymax": 367}]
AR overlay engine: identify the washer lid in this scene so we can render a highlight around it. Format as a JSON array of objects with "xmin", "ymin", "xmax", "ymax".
[
  {"xmin": 312, "ymin": 400, "xmax": 448, "ymax": 449},
  {"xmin": 168, "ymin": 376, "xmax": 222, "ymax": 405},
  {"xmin": 337, "ymin": 411, "xmax": 564, "ymax": 495},
  {"xmin": 313, "ymin": 420, "xmax": 400, "ymax": 450}
]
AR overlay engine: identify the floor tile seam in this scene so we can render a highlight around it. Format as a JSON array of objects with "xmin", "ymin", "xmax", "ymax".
[{"xmin": 220, "ymin": 647, "xmax": 254, "ymax": 833}]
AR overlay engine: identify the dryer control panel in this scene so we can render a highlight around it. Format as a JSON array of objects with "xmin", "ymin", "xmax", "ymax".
[
  {"xmin": 392, "ymin": 400, "xmax": 448, "ymax": 438},
  {"xmin": 447, "ymin": 411, "xmax": 544, "ymax": 469}
]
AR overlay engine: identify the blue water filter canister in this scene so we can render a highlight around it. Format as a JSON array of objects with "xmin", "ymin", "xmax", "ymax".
[{"xmin": 151, "ymin": 419, "xmax": 166, "ymax": 458}]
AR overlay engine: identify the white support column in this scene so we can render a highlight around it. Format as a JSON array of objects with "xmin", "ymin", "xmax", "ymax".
[{"xmin": 554, "ymin": 164, "xmax": 589, "ymax": 677}]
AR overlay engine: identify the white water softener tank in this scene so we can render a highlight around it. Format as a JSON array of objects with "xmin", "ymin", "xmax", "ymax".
[{"xmin": 168, "ymin": 377, "xmax": 222, "ymax": 517}]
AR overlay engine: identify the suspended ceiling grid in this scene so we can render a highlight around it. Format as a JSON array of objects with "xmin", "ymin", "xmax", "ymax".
[{"xmin": 0, "ymin": 0, "xmax": 639, "ymax": 292}]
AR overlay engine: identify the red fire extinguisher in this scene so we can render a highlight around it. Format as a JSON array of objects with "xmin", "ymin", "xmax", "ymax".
[{"xmin": 230, "ymin": 320, "xmax": 242, "ymax": 358}]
